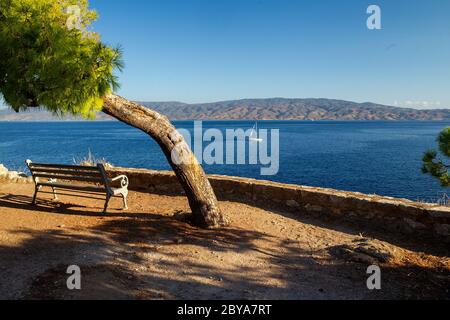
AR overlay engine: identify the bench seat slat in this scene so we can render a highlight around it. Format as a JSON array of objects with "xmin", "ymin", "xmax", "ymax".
[
  {"xmin": 38, "ymin": 182, "xmax": 106, "ymax": 193},
  {"xmin": 34, "ymin": 173, "xmax": 104, "ymax": 183}
]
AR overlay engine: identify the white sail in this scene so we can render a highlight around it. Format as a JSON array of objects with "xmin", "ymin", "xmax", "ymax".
[{"xmin": 249, "ymin": 122, "xmax": 263, "ymax": 142}]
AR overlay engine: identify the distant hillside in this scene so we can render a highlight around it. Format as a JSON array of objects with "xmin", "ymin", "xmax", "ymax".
[
  {"xmin": 141, "ymin": 99, "xmax": 450, "ymax": 121},
  {"xmin": 1, "ymin": 98, "xmax": 450, "ymax": 121}
]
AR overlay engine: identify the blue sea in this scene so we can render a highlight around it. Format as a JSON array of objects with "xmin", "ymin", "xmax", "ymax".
[{"xmin": 1, "ymin": 120, "xmax": 449, "ymax": 202}]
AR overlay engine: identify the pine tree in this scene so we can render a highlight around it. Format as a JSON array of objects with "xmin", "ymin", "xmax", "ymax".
[
  {"xmin": 0, "ymin": 0, "xmax": 228, "ymax": 228},
  {"xmin": 422, "ymin": 127, "xmax": 450, "ymax": 186}
]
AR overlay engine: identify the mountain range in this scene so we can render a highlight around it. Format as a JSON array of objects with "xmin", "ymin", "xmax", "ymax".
[{"xmin": 1, "ymin": 98, "xmax": 449, "ymax": 121}]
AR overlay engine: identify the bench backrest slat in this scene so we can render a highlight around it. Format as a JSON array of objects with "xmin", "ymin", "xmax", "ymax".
[
  {"xmin": 29, "ymin": 168, "xmax": 103, "ymax": 178},
  {"xmin": 29, "ymin": 162, "xmax": 99, "ymax": 171}
]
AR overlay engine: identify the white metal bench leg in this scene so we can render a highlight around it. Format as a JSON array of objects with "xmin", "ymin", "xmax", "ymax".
[
  {"xmin": 51, "ymin": 187, "xmax": 59, "ymax": 200},
  {"xmin": 121, "ymin": 192, "xmax": 128, "ymax": 210},
  {"xmin": 50, "ymin": 179, "xmax": 58, "ymax": 200}
]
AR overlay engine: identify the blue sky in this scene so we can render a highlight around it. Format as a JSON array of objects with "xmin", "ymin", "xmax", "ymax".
[
  {"xmin": 88, "ymin": 0, "xmax": 450, "ymax": 108},
  {"xmin": 3, "ymin": 0, "xmax": 450, "ymax": 109}
]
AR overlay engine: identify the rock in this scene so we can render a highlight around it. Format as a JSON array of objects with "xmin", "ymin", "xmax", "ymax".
[
  {"xmin": 286, "ymin": 200, "xmax": 300, "ymax": 208},
  {"xmin": 353, "ymin": 242, "xmax": 393, "ymax": 263},
  {"xmin": 0, "ymin": 164, "xmax": 31, "ymax": 183},
  {"xmin": 329, "ymin": 239, "xmax": 394, "ymax": 264},
  {"xmin": 364, "ymin": 212, "xmax": 376, "ymax": 219},
  {"xmin": 7, "ymin": 172, "xmax": 19, "ymax": 180},
  {"xmin": 434, "ymin": 224, "xmax": 450, "ymax": 237},
  {"xmin": 429, "ymin": 210, "xmax": 450, "ymax": 219},
  {"xmin": 174, "ymin": 237, "xmax": 184, "ymax": 244},
  {"xmin": 334, "ymin": 246, "xmax": 378, "ymax": 264},
  {"xmin": 404, "ymin": 218, "xmax": 427, "ymax": 230},
  {"xmin": 304, "ymin": 204, "xmax": 324, "ymax": 213},
  {"xmin": 330, "ymin": 208, "xmax": 343, "ymax": 215},
  {"xmin": 0, "ymin": 164, "xmax": 8, "ymax": 174}
]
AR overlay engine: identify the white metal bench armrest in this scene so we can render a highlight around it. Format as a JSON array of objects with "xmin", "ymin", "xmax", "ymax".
[{"xmin": 109, "ymin": 175, "xmax": 129, "ymax": 188}]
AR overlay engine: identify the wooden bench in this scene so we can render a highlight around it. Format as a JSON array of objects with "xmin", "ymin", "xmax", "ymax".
[{"xmin": 25, "ymin": 160, "xmax": 129, "ymax": 213}]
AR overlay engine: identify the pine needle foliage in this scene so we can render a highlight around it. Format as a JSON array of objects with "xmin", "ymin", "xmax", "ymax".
[
  {"xmin": 0, "ymin": 0, "xmax": 123, "ymax": 119},
  {"xmin": 422, "ymin": 127, "xmax": 450, "ymax": 186}
]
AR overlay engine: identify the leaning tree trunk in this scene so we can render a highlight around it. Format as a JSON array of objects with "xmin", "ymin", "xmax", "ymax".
[{"xmin": 103, "ymin": 94, "xmax": 228, "ymax": 228}]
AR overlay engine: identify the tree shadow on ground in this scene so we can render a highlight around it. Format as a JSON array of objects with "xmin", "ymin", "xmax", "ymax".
[
  {"xmin": 244, "ymin": 199, "xmax": 450, "ymax": 258},
  {"xmin": 1, "ymin": 192, "xmax": 448, "ymax": 257},
  {"xmin": 0, "ymin": 193, "xmax": 161, "ymax": 219},
  {"xmin": 0, "ymin": 193, "xmax": 449, "ymax": 300},
  {"xmin": 3, "ymin": 225, "xmax": 449, "ymax": 300}
]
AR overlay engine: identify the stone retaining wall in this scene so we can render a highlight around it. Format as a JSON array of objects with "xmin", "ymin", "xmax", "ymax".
[
  {"xmin": 109, "ymin": 167, "xmax": 450, "ymax": 241},
  {"xmin": 2, "ymin": 162, "xmax": 448, "ymax": 240}
]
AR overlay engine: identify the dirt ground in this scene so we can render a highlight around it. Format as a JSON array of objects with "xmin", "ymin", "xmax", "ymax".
[{"xmin": 0, "ymin": 182, "xmax": 448, "ymax": 300}]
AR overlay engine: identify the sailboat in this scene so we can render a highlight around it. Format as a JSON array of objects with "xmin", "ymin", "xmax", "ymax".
[{"xmin": 249, "ymin": 122, "xmax": 263, "ymax": 142}]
